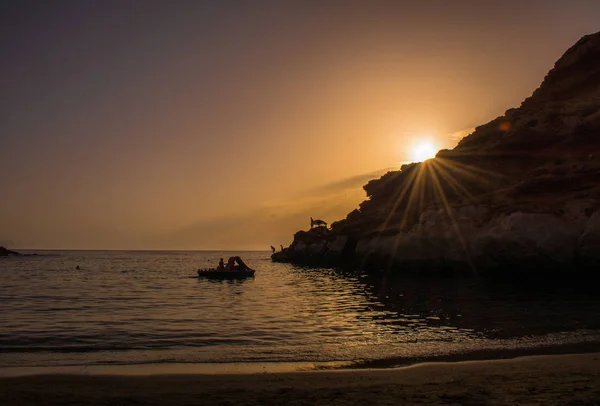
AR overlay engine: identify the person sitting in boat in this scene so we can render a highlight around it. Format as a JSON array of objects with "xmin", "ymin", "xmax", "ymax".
[
  {"xmin": 225, "ymin": 256, "xmax": 237, "ymax": 271},
  {"xmin": 218, "ymin": 258, "xmax": 225, "ymax": 270}
]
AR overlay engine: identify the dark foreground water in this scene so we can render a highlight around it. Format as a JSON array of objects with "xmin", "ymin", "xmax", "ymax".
[{"xmin": 1, "ymin": 251, "xmax": 600, "ymax": 370}]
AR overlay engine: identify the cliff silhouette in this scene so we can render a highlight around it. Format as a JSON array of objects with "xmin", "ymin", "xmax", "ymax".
[{"xmin": 273, "ymin": 31, "xmax": 600, "ymax": 272}]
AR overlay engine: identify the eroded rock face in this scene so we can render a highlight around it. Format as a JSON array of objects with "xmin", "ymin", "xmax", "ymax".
[
  {"xmin": 354, "ymin": 200, "xmax": 598, "ymax": 270},
  {"xmin": 277, "ymin": 201, "xmax": 600, "ymax": 270}
]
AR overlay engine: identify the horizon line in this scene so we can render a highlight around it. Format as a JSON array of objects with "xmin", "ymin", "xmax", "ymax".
[{"xmin": 9, "ymin": 248, "xmax": 271, "ymax": 252}]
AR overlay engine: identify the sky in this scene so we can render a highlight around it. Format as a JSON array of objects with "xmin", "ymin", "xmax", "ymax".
[{"xmin": 1, "ymin": 0, "xmax": 599, "ymax": 250}]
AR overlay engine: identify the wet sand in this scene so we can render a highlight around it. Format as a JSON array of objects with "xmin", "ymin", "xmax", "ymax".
[{"xmin": 2, "ymin": 353, "xmax": 599, "ymax": 405}]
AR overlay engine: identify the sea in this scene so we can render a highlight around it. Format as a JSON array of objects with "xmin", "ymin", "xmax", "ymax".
[{"xmin": 1, "ymin": 250, "xmax": 600, "ymax": 373}]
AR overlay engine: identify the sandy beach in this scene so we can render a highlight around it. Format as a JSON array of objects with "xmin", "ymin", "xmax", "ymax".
[{"xmin": 2, "ymin": 353, "xmax": 599, "ymax": 405}]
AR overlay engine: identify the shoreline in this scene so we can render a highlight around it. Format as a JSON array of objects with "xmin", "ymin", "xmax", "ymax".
[
  {"xmin": 352, "ymin": 339, "xmax": 600, "ymax": 369},
  {"xmin": 2, "ymin": 340, "xmax": 600, "ymax": 378},
  {"xmin": 2, "ymin": 352, "xmax": 599, "ymax": 405}
]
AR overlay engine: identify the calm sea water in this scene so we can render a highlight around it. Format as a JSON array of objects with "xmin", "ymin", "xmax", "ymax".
[{"xmin": 1, "ymin": 250, "xmax": 600, "ymax": 369}]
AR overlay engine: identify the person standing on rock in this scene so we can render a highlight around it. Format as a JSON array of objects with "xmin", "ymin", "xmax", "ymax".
[{"xmin": 270, "ymin": 245, "xmax": 276, "ymax": 253}]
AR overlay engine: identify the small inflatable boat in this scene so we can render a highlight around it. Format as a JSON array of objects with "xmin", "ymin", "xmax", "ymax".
[
  {"xmin": 197, "ymin": 268, "xmax": 255, "ymax": 279},
  {"xmin": 197, "ymin": 256, "xmax": 256, "ymax": 279}
]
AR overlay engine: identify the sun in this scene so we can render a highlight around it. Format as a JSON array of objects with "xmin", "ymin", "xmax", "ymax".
[{"xmin": 412, "ymin": 142, "xmax": 437, "ymax": 162}]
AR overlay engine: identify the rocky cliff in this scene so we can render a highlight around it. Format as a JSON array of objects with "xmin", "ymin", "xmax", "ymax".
[
  {"xmin": 0, "ymin": 246, "xmax": 20, "ymax": 256},
  {"xmin": 273, "ymin": 32, "xmax": 600, "ymax": 272}
]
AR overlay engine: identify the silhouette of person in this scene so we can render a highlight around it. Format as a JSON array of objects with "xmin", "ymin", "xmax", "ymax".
[
  {"xmin": 225, "ymin": 257, "xmax": 236, "ymax": 271},
  {"xmin": 218, "ymin": 258, "xmax": 225, "ymax": 270},
  {"xmin": 270, "ymin": 245, "xmax": 276, "ymax": 254},
  {"xmin": 280, "ymin": 245, "xmax": 284, "ymax": 252}
]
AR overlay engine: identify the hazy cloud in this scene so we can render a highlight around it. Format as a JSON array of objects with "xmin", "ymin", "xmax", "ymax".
[
  {"xmin": 306, "ymin": 167, "xmax": 397, "ymax": 195},
  {"xmin": 450, "ymin": 128, "xmax": 476, "ymax": 142},
  {"xmin": 150, "ymin": 169, "xmax": 391, "ymax": 250}
]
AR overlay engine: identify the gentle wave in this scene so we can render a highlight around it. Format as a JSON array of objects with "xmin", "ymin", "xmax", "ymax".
[{"xmin": 2, "ymin": 251, "xmax": 600, "ymax": 367}]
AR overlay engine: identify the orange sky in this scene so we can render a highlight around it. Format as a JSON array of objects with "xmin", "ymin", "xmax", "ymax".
[{"xmin": 1, "ymin": 1, "xmax": 599, "ymax": 250}]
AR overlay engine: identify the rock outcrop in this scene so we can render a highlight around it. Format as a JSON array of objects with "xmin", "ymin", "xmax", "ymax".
[
  {"xmin": 272, "ymin": 227, "xmax": 351, "ymax": 266},
  {"xmin": 0, "ymin": 246, "xmax": 20, "ymax": 256},
  {"xmin": 273, "ymin": 32, "xmax": 600, "ymax": 272}
]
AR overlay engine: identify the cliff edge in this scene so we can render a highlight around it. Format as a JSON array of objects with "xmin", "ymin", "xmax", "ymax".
[{"xmin": 273, "ymin": 32, "xmax": 600, "ymax": 272}]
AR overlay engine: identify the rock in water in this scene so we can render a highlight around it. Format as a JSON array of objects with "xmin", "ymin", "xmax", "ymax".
[{"xmin": 0, "ymin": 246, "xmax": 21, "ymax": 256}]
